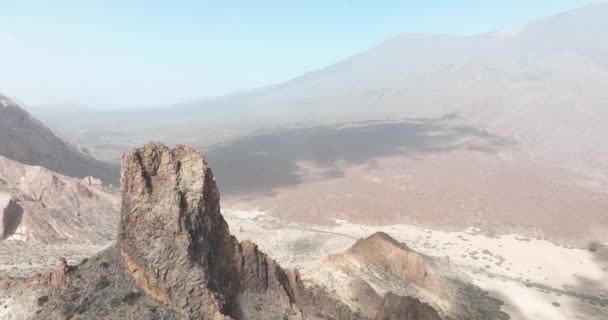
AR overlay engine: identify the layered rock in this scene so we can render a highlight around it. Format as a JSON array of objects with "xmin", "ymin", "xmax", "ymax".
[
  {"xmin": 347, "ymin": 232, "xmax": 438, "ymax": 289},
  {"xmin": 0, "ymin": 154, "xmax": 119, "ymax": 243},
  {"xmin": 1, "ymin": 142, "xmax": 494, "ymax": 320},
  {"xmin": 311, "ymin": 232, "xmax": 509, "ymax": 320},
  {"xmin": 346, "ymin": 278, "xmax": 443, "ymax": 320},
  {"xmin": 118, "ymin": 142, "xmax": 357, "ymax": 319},
  {"xmin": 375, "ymin": 293, "xmax": 442, "ymax": 320}
]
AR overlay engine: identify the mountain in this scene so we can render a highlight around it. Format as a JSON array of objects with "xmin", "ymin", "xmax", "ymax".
[
  {"xmin": 311, "ymin": 232, "xmax": 509, "ymax": 320},
  {"xmin": 0, "ymin": 93, "xmax": 119, "ymax": 186},
  {"xmin": 35, "ymin": 2, "xmax": 608, "ymax": 186},
  {"xmin": 0, "ymin": 143, "xmax": 498, "ymax": 320},
  {"xmin": 0, "ymin": 154, "xmax": 119, "ymax": 243},
  {"xmin": 197, "ymin": 1, "xmax": 608, "ymax": 183}
]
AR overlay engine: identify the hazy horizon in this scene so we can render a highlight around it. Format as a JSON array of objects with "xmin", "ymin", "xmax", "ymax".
[
  {"xmin": 1, "ymin": 0, "xmax": 594, "ymax": 110},
  {"xmin": 1, "ymin": 3, "xmax": 608, "ymax": 320}
]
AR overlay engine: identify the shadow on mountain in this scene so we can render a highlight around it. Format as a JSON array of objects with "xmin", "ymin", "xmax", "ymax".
[{"xmin": 204, "ymin": 115, "xmax": 515, "ymax": 196}]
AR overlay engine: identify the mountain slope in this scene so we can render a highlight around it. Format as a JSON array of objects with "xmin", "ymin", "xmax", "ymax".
[
  {"xmin": 0, "ymin": 153, "xmax": 119, "ymax": 243},
  {"xmin": 311, "ymin": 232, "xmax": 509, "ymax": 320},
  {"xmin": 182, "ymin": 1, "xmax": 608, "ymax": 184},
  {"xmin": 0, "ymin": 143, "xmax": 465, "ymax": 320},
  {"xmin": 0, "ymin": 93, "xmax": 119, "ymax": 185},
  {"xmin": 39, "ymin": 2, "xmax": 608, "ymax": 186}
]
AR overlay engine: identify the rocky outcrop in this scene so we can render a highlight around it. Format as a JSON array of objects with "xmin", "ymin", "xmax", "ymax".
[
  {"xmin": 346, "ymin": 278, "xmax": 443, "ymax": 320},
  {"xmin": 2, "ymin": 142, "xmax": 500, "ymax": 320},
  {"xmin": 0, "ymin": 193, "xmax": 23, "ymax": 239},
  {"xmin": 348, "ymin": 278, "xmax": 383, "ymax": 318},
  {"xmin": 347, "ymin": 232, "xmax": 437, "ymax": 288},
  {"xmin": 311, "ymin": 232, "xmax": 510, "ymax": 320},
  {"xmin": 119, "ymin": 142, "xmax": 358, "ymax": 320},
  {"xmin": 0, "ymin": 93, "xmax": 118, "ymax": 185},
  {"xmin": 375, "ymin": 293, "xmax": 442, "ymax": 320},
  {"xmin": 0, "ymin": 154, "xmax": 119, "ymax": 244}
]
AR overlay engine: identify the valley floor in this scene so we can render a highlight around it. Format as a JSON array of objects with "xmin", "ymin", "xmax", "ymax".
[
  {"xmin": 0, "ymin": 208, "xmax": 606, "ymax": 319},
  {"xmin": 223, "ymin": 208, "xmax": 608, "ymax": 320},
  {"xmin": 0, "ymin": 241, "xmax": 111, "ymax": 278}
]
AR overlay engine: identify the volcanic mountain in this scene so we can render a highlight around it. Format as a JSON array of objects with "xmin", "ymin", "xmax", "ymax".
[
  {"xmin": 0, "ymin": 93, "xmax": 118, "ymax": 186},
  {"xmin": 33, "ymin": 2, "xmax": 608, "ymax": 187}
]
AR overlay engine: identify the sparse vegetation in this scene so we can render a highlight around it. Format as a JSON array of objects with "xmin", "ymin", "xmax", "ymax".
[
  {"xmin": 122, "ymin": 291, "xmax": 142, "ymax": 305},
  {"xmin": 95, "ymin": 275, "xmax": 111, "ymax": 290},
  {"xmin": 74, "ymin": 298, "xmax": 90, "ymax": 314},
  {"xmin": 37, "ymin": 295, "xmax": 49, "ymax": 306}
]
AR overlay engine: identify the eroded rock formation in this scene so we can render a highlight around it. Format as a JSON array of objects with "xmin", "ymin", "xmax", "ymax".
[
  {"xmin": 0, "ymin": 193, "xmax": 23, "ymax": 239},
  {"xmin": 347, "ymin": 232, "xmax": 437, "ymax": 289},
  {"xmin": 311, "ymin": 231, "xmax": 509, "ymax": 320},
  {"xmin": 119, "ymin": 143, "xmax": 357, "ymax": 319},
  {"xmin": 2, "ymin": 143, "xmax": 457, "ymax": 320},
  {"xmin": 0, "ymin": 154, "xmax": 119, "ymax": 243},
  {"xmin": 375, "ymin": 292, "xmax": 442, "ymax": 320}
]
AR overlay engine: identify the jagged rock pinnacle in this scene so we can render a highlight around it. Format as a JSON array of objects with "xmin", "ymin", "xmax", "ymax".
[{"xmin": 118, "ymin": 142, "xmax": 358, "ymax": 320}]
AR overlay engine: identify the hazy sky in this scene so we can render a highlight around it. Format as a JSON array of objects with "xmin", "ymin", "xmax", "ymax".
[{"xmin": 0, "ymin": 0, "xmax": 593, "ymax": 109}]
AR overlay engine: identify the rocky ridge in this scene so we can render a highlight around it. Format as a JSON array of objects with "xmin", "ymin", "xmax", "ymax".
[
  {"xmin": 117, "ymin": 142, "xmax": 359, "ymax": 319},
  {"xmin": 0, "ymin": 154, "xmax": 119, "ymax": 243},
  {"xmin": 312, "ymin": 231, "xmax": 509, "ymax": 320},
  {"xmin": 0, "ymin": 143, "xmax": 504, "ymax": 319},
  {"xmin": 0, "ymin": 93, "xmax": 118, "ymax": 186}
]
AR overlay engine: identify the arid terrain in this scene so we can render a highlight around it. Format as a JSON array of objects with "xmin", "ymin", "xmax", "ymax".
[
  {"xmin": 0, "ymin": 94, "xmax": 118, "ymax": 186},
  {"xmin": 196, "ymin": 118, "xmax": 608, "ymax": 248},
  {"xmin": 27, "ymin": 3, "xmax": 608, "ymax": 191},
  {"xmin": 223, "ymin": 209, "xmax": 608, "ymax": 320},
  {"xmin": 0, "ymin": 143, "xmax": 500, "ymax": 320},
  {"xmin": 0, "ymin": 96, "xmax": 120, "ymax": 279},
  {"xmin": 0, "ymin": 153, "xmax": 119, "ymax": 278},
  {"xmin": 1, "ymin": 2, "xmax": 608, "ymax": 320}
]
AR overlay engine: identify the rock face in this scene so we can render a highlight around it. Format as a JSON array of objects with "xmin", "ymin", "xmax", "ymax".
[
  {"xmin": 311, "ymin": 232, "xmax": 510, "ymax": 320},
  {"xmin": 347, "ymin": 278, "xmax": 443, "ymax": 320},
  {"xmin": 0, "ymin": 93, "xmax": 118, "ymax": 186},
  {"xmin": 119, "ymin": 143, "xmax": 357, "ymax": 319},
  {"xmin": 0, "ymin": 154, "xmax": 119, "ymax": 243},
  {"xmin": 1, "ymin": 142, "xmax": 480, "ymax": 320},
  {"xmin": 0, "ymin": 193, "xmax": 23, "ymax": 239},
  {"xmin": 347, "ymin": 232, "xmax": 437, "ymax": 289},
  {"xmin": 375, "ymin": 293, "xmax": 442, "ymax": 320}
]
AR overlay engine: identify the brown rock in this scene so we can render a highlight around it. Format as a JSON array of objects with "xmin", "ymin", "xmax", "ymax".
[
  {"xmin": 0, "ymin": 154, "xmax": 119, "ymax": 244},
  {"xmin": 0, "ymin": 193, "xmax": 23, "ymax": 239},
  {"xmin": 119, "ymin": 142, "xmax": 359, "ymax": 320},
  {"xmin": 347, "ymin": 232, "xmax": 436, "ymax": 288},
  {"xmin": 314, "ymin": 231, "xmax": 510, "ymax": 319},
  {"xmin": 375, "ymin": 292, "xmax": 443, "ymax": 320},
  {"xmin": 348, "ymin": 277, "xmax": 383, "ymax": 318}
]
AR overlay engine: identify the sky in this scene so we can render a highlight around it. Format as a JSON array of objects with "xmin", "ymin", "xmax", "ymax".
[{"xmin": 0, "ymin": 0, "xmax": 594, "ymax": 109}]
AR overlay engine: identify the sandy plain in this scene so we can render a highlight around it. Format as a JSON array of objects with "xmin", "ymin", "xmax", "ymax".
[{"xmin": 223, "ymin": 208, "xmax": 608, "ymax": 320}]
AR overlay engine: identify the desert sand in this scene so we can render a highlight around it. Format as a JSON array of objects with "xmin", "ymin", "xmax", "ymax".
[
  {"xmin": 221, "ymin": 149, "xmax": 608, "ymax": 247},
  {"xmin": 223, "ymin": 208, "xmax": 608, "ymax": 320}
]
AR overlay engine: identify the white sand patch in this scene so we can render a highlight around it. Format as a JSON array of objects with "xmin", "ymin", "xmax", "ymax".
[{"xmin": 0, "ymin": 291, "xmax": 39, "ymax": 320}]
